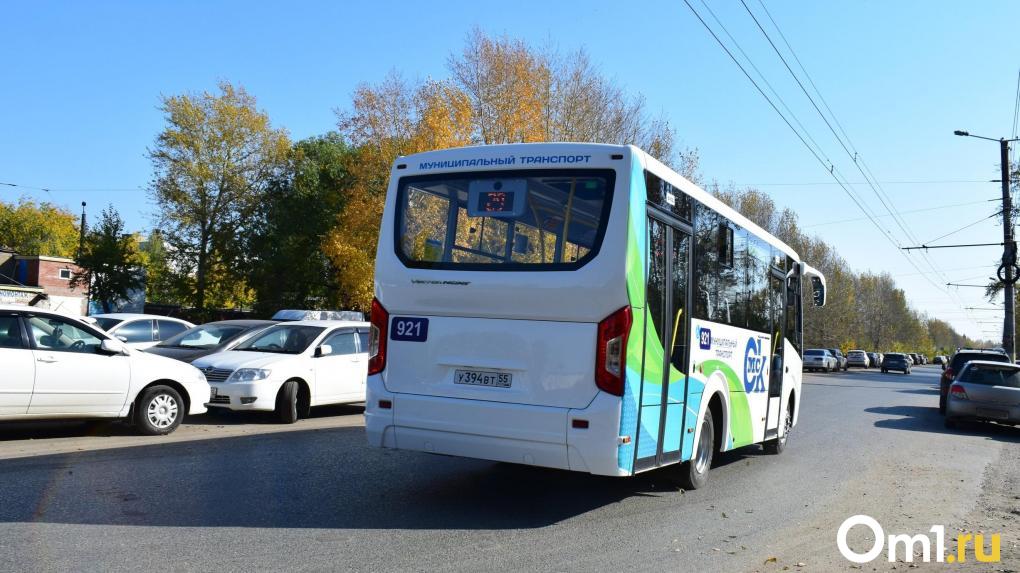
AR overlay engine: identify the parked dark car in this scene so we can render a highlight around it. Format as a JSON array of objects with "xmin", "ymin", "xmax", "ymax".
[
  {"xmin": 939, "ymin": 349, "xmax": 1012, "ymax": 414},
  {"xmin": 944, "ymin": 360, "xmax": 1020, "ymax": 428},
  {"xmin": 867, "ymin": 352, "xmax": 882, "ymax": 368},
  {"xmin": 827, "ymin": 348, "xmax": 848, "ymax": 371},
  {"xmin": 881, "ymin": 353, "xmax": 912, "ymax": 374},
  {"xmin": 145, "ymin": 319, "xmax": 277, "ymax": 363}
]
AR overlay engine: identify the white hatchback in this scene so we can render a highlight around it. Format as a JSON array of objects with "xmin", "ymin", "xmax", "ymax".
[
  {"xmin": 193, "ymin": 320, "xmax": 369, "ymax": 423},
  {"xmin": 0, "ymin": 305, "xmax": 210, "ymax": 434}
]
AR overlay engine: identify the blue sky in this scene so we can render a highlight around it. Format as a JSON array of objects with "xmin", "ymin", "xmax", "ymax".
[{"xmin": 2, "ymin": 1, "xmax": 1017, "ymax": 340}]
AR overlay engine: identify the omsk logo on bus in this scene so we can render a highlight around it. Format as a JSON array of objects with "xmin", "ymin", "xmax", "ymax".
[
  {"xmin": 697, "ymin": 326, "xmax": 712, "ymax": 350},
  {"xmin": 743, "ymin": 338, "xmax": 767, "ymax": 393}
]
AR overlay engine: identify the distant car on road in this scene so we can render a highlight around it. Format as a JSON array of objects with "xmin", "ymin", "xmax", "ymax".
[
  {"xmin": 881, "ymin": 353, "xmax": 912, "ymax": 374},
  {"xmin": 93, "ymin": 313, "xmax": 194, "ymax": 350},
  {"xmin": 828, "ymin": 348, "xmax": 848, "ymax": 371},
  {"xmin": 0, "ymin": 305, "xmax": 209, "ymax": 435},
  {"xmin": 867, "ymin": 352, "xmax": 882, "ymax": 368},
  {"xmin": 194, "ymin": 320, "xmax": 370, "ymax": 423},
  {"xmin": 944, "ymin": 360, "xmax": 1020, "ymax": 428},
  {"xmin": 939, "ymin": 349, "xmax": 1011, "ymax": 414},
  {"xmin": 933, "ymin": 355, "xmax": 946, "ymax": 366},
  {"xmin": 145, "ymin": 319, "xmax": 277, "ymax": 363},
  {"xmin": 804, "ymin": 348, "xmax": 838, "ymax": 372},
  {"xmin": 846, "ymin": 350, "xmax": 870, "ymax": 368}
]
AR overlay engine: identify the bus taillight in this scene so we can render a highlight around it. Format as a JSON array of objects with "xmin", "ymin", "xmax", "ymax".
[
  {"xmin": 368, "ymin": 297, "xmax": 388, "ymax": 376},
  {"xmin": 596, "ymin": 306, "xmax": 632, "ymax": 396}
]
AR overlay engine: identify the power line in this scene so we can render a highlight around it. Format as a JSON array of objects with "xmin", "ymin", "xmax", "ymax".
[
  {"xmin": 738, "ymin": 0, "xmax": 978, "ymax": 330},
  {"xmin": 1, "ymin": 181, "xmax": 143, "ymax": 193},
  {"xmin": 736, "ymin": 179, "xmax": 998, "ymax": 186},
  {"xmin": 922, "ymin": 212, "xmax": 999, "ymax": 246},
  {"xmin": 681, "ymin": 0, "xmax": 981, "ymax": 337},
  {"xmin": 802, "ymin": 199, "xmax": 998, "ymax": 228}
]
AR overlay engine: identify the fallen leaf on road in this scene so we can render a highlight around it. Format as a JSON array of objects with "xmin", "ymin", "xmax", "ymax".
[{"xmin": 764, "ymin": 557, "xmax": 777, "ymax": 564}]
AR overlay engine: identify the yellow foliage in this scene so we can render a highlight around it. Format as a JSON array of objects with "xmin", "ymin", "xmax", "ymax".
[{"xmin": 324, "ymin": 29, "xmax": 691, "ymax": 311}]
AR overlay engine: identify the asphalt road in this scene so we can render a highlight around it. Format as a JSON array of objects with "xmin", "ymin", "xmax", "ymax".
[{"xmin": 0, "ymin": 366, "xmax": 1017, "ymax": 572}]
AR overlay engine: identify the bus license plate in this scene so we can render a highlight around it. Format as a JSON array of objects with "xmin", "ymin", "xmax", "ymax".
[{"xmin": 454, "ymin": 369, "xmax": 511, "ymax": 388}]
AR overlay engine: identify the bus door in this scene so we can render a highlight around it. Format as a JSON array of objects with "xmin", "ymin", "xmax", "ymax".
[
  {"xmin": 634, "ymin": 212, "xmax": 692, "ymax": 470},
  {"xmin": 764, "ymin": 269, "xmax": 786, "ymax": 437}
]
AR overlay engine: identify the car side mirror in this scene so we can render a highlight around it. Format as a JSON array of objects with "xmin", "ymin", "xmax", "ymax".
[
  {"xmin": 100, "ymin": 339, "xmax": 129, "ymax": 356},
  {"xmin": 315, "ymin": 344, "xmax": 332, "ymax": 357}
]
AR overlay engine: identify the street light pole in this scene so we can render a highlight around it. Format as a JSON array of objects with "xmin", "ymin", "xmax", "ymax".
[{"xmin": 954, "ymin": 130, "xmax": 1018, "ymax": 359}]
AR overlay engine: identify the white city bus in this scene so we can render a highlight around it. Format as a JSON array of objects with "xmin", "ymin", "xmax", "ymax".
[{"xmin": 365, "ymin": 143, "xmax": 826, "ymax": 488}]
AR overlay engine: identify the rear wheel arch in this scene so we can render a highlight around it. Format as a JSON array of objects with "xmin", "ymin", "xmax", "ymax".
[{"xmin": 706, "ymin": 392, "xmax": 725, "ymax": 455}]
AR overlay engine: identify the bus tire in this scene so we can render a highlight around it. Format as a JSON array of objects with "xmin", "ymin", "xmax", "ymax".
[
  {"xmin": 275, "ymin": 380, "xmax": 300, "ymax": 424},
  {"xmin": 678, "ymin": 409, "xmax": 714, "ymax": 491},
  {"xmin": 764, "ymin": 401, "xmax": 792, "ymax": 455}
]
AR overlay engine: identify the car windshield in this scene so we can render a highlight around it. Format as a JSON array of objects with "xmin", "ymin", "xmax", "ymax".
[
  {"xmin": 395, "ymin": 169, "xmax": 615, "ymax": 270},
  {"xmin": 234, "ymin": 325, "xmax": 324, "ymax": 354},
  {"xmin": 805, "ymin": 349, "xmax": 824, "ymax": 356},
  {"xmin": 161, "ymin": 324, "xmax": 249, "ymax": 349},
  {"xmin": 950, "ymin": 352, "xmax": 1009, "ymax": 371},
  {"xmin": 94, "ymin": 317, "xmax": 124, "ymax": 331},
  {"xmin": 960, "ymin": 365, "xmax": 1020, "ymax": 388}
]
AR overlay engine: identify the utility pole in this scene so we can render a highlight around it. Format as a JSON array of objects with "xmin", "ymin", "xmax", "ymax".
[
  {"xmin": 952, "ymin": 130, "xmax": 1019, "ymax": 359},
  {"xmin": 999, "ymin": 139, "xmax": 1016, "ymax": 361}
]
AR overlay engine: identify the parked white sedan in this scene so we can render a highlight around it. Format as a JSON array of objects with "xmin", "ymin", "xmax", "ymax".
[
  {"xmin": 193, "ymin": 320, "xmax": 369, "ymax": 423},
  {"xmin": 0, "ymin": 305, "xmax": 209, "ymax": 434},
  {"xmin": 92, "ymin": 313, "xmax": 194, "ymax": 350}
]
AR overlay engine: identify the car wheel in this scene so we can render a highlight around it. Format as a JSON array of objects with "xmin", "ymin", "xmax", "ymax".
[
  {"xmin": 939, "ymin": 393, "xmax": 946, "ymax": 415},
  {"xmin": 881, "ymin": 368, "xmax": 887, "ymax": 373},
  {"xmin": 944, "ymin": 417, "xmax": 956, "ymax": 429},
  {"xmin": 134, "ymin": 385, "xmax": 184, "ymax": 436},
  {"xmin": 275, "ymin": 380, "xmax": 300, "ymax": 424},
  {"xmin": 678, "ymin": 408, "xmax": 715, "ymax": 490},
  {"xmin": 764, "ymin": 401, "xmax": 792, "ymax": 455}
]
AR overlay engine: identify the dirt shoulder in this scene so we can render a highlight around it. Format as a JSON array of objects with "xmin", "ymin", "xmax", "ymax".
[{"xmin": 743, "ymin": 423, "xmax": 1019, "ymax": 572}]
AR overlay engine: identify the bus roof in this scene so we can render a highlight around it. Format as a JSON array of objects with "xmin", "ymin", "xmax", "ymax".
[{"xmin": 393, "ymin": 142, "xmax": 802, "ymax": 262}]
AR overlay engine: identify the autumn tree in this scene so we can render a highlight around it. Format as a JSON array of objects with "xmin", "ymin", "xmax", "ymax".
[
  {"xmin": 324, "ymin": 29, "xmax": 698, "ymax": 311},
  {"xmin": 0, "ymin": 198, "xmax": 79, "ymax": 258},
  {"xmin": 712, "ymin": 185, "xmax": 972, "ymax": 352},
  {"xmin": 71, "ymin": 205, "xmax": 144, "ymax": 313},
  {"xmin": 148, "ymin": 81, "xmax": 290, "ymax": 312}
]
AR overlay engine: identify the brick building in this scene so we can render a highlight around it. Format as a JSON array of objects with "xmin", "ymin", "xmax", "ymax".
[{"xmin": 0, "ymin": 250, "xmax": 88, "ymax": 315}]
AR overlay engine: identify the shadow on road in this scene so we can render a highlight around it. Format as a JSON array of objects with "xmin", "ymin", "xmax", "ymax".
[
  {"xmin": 184, "ymin": 403, "xmax": 365, "ymax": 426},
  {"xmin": 0, "ymin": 405, "xmax": 366, "ymax": 439},
  {"xmin": 866, "ymin": 404, "xmax": 1020, "ymax": 443},
  {"xmin": 0, "ymin": 425, "xmax": 683, "ymax": 530}
]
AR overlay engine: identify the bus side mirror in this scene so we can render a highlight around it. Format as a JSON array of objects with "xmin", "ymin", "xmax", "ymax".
[{"xmin": 810, "ymin": 276, "xmax": 825, "ymax": 307}]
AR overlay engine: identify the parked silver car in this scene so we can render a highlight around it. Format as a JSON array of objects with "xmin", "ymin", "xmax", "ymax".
[
  {"xmin": 804, "ymin": 348, "xmax": 838, "ymax": 372},
  {"xmin": 944, "ymin": 360, "xmax": 1020, "ymax": 428},
  {"xmin": 846, "ymin": 350, "xmax": 870, "ymax": 368}
]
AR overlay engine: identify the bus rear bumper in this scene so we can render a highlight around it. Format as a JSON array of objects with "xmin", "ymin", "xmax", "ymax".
[{"xmin": 365, "ymin": 375, "xmax": 628, "ymax": 477}]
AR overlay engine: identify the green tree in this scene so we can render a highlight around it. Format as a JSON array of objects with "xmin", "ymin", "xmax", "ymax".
[
  {"xmin": 246, "ymin": 132, "xmax": 355, "ymax": 315},
  {"xmin": 71, "ymin": 205, "xmax": 144, "ymax": 313},
  {"xmin": 148, "ymin": 81, "xmax": 290, "ymax": 311},
  {"xmin": 0, "ymin": 198, "xmax": 79, "ymax": 258},
  {"xmin": 138, "ymin": 230, "xmax": 184, "ymax": 305}
]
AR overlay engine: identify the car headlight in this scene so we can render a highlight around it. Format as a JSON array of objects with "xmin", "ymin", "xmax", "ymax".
[{"xmin": 226, "ymin": 368, "xmax": 272, "ymax": 383}]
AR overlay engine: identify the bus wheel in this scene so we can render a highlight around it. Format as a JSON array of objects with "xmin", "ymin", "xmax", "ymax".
[
  {"xmin": 678, "ymin": 409, "xmax": 714, "ymax": 490},
  {"xmin": 764, "ymin": 401, "xmax": 792, "ymax": 455}
]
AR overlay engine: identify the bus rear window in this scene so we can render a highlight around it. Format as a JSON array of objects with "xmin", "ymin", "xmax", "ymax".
[{"xmin": 395, "ymin": 169, "xmax": 615, "ymax": 270}]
